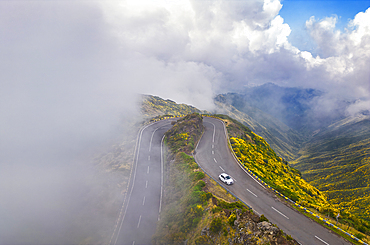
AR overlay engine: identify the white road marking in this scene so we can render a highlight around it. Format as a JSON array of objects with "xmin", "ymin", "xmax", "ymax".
[
  {"xmin": 212, "ymin": 150, "xmax": 214, "ymax": 155},
  {"xmin": 315, "ymin": 236, "xmax": 330, "ymax": 245},
  {"xmin": 219, "ymin": 166, "xmax": 225, "ymax": 171},
  {"xmin": 212, "ymin": 123, "xmax": 216, "ymax": 143},
  {"xmin": 229, "ymin": 175, "xmax": 237, "ymax": 182},
  {"xmin": 213, "ymin": 158, "xmax": 217, "ymax": 163},
  {"xmin": 148, "ymin": 156, "xmax": 150, "ymax": 161},
  {"xmin": 111, "ymin": 122, "xmax": 173, "ymax": 245},
  {"xmin": 272, "ymin": 207, "xmax": 289, "ymax": 219},
  {"xmin": 132, "ymin": 241, "xmax": 135, "ymax": 245},
  {"xmin": 145, "ymin": 180, "xmax": 148, "ymax": 188},
  {"xmin": 147, "ymin": 166, "xmax": 150, "ymax": 174},
  {"xmin": 113, "ymin": 123, "xmax": 150, "ymax": 245},
  {"xmin": 159, "ymin": 135, "xmax": 165, "ymax": 217},
  {"xmin": 142, "ymin": 196, "xmax": 146, "ymax": 205},
  {"xmin": 212, "ymin": 144, "xmax": 214, "ymax": 149},
  {"xmin": 149, "ymin": 127, "xmax": 160, "ymax": 152},
  {"xmin": 137, "ymin": 215, "xmax": 142, "ymax": 228},
  {"xmin": 247, "ymin": 188, "xmax": 258, "ymax": 197}
]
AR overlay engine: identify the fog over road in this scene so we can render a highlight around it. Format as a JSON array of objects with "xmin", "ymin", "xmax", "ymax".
[
  {"xmin": 111, "ymin": 119, "xmax": 175, "ymax": 245},
  {"xmin": 194, "ymin": 117, "xmax": 351, "ymax": 245}
]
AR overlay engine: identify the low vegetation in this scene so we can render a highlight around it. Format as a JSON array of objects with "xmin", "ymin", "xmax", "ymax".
[
  {"xmin": 153, "ymin": 113, "xmax": 298, "ymax": 244},
  {"xmin": 141, "ymin": 95, "xmax": 205, "ymax": 119},
  {"xmin": 141, "ymin": 95, "xmax": 370, "ymax": 244},
  {"xmin": 214, "ymin": 115, "xmax": 321, "ymax": 203},
  {"xmin": 292, "ymin": 117, "xmax": 370, "ymax": 238},
  {"xmin": 165, "ymin": 113, "xmax": 204, "ymax": 154},
  {"xmin": 215, "ymin": 114, "xmax": 370, "ymax": 244}
]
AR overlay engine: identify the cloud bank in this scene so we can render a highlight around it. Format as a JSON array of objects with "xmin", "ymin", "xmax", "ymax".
[
  {"xmin": 100, "ymin": 0, "xmax": 369, "ymax": 113},
  {"xmin": 0, "ymin": 0, "xmax": 369, "ymax": 243}
]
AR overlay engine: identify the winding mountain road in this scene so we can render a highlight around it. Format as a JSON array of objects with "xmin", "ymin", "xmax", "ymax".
[
  {"xmin": 194, "ymin": 117, "xmax": 351, "ymax": 245},
  {"xmin": 111, "ymin": 119, "xmax": 176, "ymax": 245},
  {"xmin": 112, "ymin": 116, "xmax": 352, "ymax": 245}
]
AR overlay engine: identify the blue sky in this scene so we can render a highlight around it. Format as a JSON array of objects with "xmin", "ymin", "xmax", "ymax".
[{"xmin": 280, "ymin": 0, "xmax": 370, "ymax": 53}]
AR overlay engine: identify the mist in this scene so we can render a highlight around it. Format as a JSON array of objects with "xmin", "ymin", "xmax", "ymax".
[{"xmin": 1, "ymin": 0, "xmax": 369, "ymax": 244}]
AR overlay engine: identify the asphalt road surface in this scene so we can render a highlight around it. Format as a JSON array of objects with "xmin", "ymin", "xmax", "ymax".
[
  {"xmin": 112, "ymin": 119, "xmax": 175, "ymax": 245},
  {"xmin": 194, "ymin": 116, "xmax": 352, "ymax": 245},
  {"xmin": 112, "ymin": 116, "xmax": 352, "ymax": 245}
]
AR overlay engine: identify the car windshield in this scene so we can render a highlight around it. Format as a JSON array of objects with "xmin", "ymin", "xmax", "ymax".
[{"xmin": 225, "ymin": 176, "xmax": 231, "ymax": 179}]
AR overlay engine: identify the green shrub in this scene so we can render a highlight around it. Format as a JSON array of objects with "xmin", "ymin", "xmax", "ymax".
[
  {"xmin": 210, "ymin": 217, "xmax": 223, "ymax": 234},
  {"xmin": 218, "ymin": 200, "xmax": 245, "ymax": 210},
  {"xmin": 355, "ymin": 233, "xmax": 365, "ymax": 240},
  {"xmin": 228, "ymin": 213, "xmax": 237, "ymax": 226},
  {"xmin": 259, "ymin": 214, "xmax": 269, "ymax": 222},
  {"xmin": 192, "ymin": 217, "xmax": 201, "ymax": 227},
  {"xmin": 192, "ymin": 172, "xmax": 205, "ymax": 181},
  {"xmin": 194, "ymin": 236, "xmax": 209, "ymax": 245},
  {"xmin": 188, "ymin": 191, "xmax": 204, "ymax": 205}
]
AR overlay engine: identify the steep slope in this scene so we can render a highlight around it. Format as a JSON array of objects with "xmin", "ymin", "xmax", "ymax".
[
  {"xmin": 153, "ymin": 113, "xmax": 299, "ymax": 245},
  {"xmin": 142, "ymin": 94, "xmax": 370, "ymax": 242},
  {"xmin": 237, "ymin": 83, "xmax": 346, "ymax": 134},
  {"xmin": 292, "ymin": 114, "xmax": 370, "ymax": 224},
  {"xmin": 214, "ymin": 94, "xmax": 303, "ymax": 160},
  {"xmin": 236, "ymin": 83, "xmax": 322, "ymax": 132},
  {"xmin": 216, "ymin": 114, "xmax": 330, "ymax": 210}
]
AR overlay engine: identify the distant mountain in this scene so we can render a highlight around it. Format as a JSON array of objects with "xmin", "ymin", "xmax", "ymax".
[
  {"xmin": 242, "ymin": 83, "xmax": 320, "ymax": 130},
  {"xmin": 214, "ymin": 84, "xmax": 370, "ymax": 231},
  {"xmin": 214, "ymin": 94, "xmax": 302, "ymax": 160},
  {"xmin": 220, "ymin": 83, "xmax": 347, "ymax": 136}
]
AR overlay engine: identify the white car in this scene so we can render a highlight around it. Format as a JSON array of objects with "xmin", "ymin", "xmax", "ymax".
[{"xmin": 219, "ymin": 173, "xmax": 234, "ymax": 185}]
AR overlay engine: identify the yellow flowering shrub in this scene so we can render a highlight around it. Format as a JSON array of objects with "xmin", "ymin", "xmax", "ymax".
[{"xmin": 230, "ymin": 136, "xmax": 329, "ymax": 208}]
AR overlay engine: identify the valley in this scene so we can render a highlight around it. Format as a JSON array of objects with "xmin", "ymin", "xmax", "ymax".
[
  {"xmin": 141, "ymin": 93, "xmax": 370, "ymax": 244},
  {"xmin": 212, "ymin": 84, "xmax": 370, "ymax": 240}
]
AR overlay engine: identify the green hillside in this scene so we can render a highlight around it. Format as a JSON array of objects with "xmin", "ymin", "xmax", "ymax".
[
  {"xmin": 153, "ymin": 113, "xmax": 299, "ymax": 245},
  {"xmin": 214, "ymin": 90, "xmax": 370, "ymax": 240},
  {"xmin": 292, "ymin": 115, "xmax": 370, "ymax": 225},
  {"xmin": 141, "ymin": 95, "xmax": 205, "ymax": 118},
  {"xmin": 142, "ymin": 94, "xmax": 370, "ymax": 243},
  {"xmin": 215, "ymin": 114, "xmax": 330, "ymax": 210}
]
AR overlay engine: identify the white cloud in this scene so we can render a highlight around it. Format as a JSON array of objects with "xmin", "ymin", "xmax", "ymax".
[
  {"xmin": 1, "ymin": 0, "xmax": 370, "ymax": 243},
  {"xmin": 302, "ymin": 7, "xmax": 370, "ymax": 114},
  {"xmin": 98, "ymin": 0, "xmax": 370, "ymax": 113}
]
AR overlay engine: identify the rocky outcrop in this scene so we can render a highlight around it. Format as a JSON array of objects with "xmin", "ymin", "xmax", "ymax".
[{"xmin": 201, "ymin": 208, "xmax": 299, "ymax": 245}]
